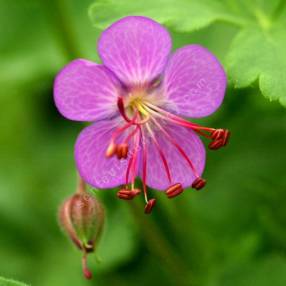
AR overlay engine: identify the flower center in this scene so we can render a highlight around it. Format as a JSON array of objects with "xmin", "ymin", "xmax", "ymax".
[
  {"xmin": 124, "ymin": 87, "xmax": 164, "ymax": 123},
  {"xmin": 105, "ymin": 94, "xmax": 230, "ymax": 214}
]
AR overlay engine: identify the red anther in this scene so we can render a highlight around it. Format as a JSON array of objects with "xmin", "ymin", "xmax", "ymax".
[
  {"xmin": 166, "ymin": 183, "xmax": 184, "ymax": 198},
  {"xmin": 208, "ymin": 139, "xmax": 224, "ymax": 150},
  {"xmin": 117, "ymin": 189, "xmax": 141, "ymax": 200},
  {"xmin": 144, "ymin": 198, "xmax": 156, "ymax": 214},
  {"xmin": 105, "ymin": 142, "xmax": 117, "ymax": 158},
  {"xmin": 211, "ymin": 129, "xmax": 224, "ymax": 140},
  {"xmin": 191, "ymin": 177, "xmax": 206, "ymax": 190},
  {"xmin": 116, "ymin": 143, "xmax": 128, "ymax": 159},
  {"xmin": 131, "ymin": 189, "xmax": 141, "ymax": 196},
  {"xmin": 222, "ymin": 129, "xmax": 230, "ymax": 146},
  {"xmin": 211, "ymin": 129, "xmax": 230, "ymax": 147},
  {"xmin": 116, "ymin": 147, "xmax": 122, "ymax": 159}
]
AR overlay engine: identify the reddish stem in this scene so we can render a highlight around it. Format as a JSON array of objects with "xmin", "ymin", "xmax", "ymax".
[{"xmin": 82, "ymin": 252, "xmax": 92, "ymax": 280}]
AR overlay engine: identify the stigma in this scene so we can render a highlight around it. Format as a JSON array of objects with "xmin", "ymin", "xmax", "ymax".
[{"xmin": 105, "ymin": 93, "xmax": 230, "ymax": 214}]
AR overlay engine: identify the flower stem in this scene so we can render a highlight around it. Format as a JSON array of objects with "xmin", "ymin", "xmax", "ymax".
[
  {"xmin": 129, "ymin": 200, "xmax": 191, "ymax": 286},
  {"xmin": 76, "ymin": 175, "xmax": 86, "ymax": 194}
]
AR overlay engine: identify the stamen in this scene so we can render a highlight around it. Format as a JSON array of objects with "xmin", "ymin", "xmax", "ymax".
[
  {"xmin": 117, "ymin": 189, "xmax": 141, "ymax": 200},
  {"xmin": 111, "ymin": 117, "xmax": 137, "ymax": 141},
  {"xmin": 130, "ymin": 131, "xmax": 140, "ymax": 187},
  {"xmin": 144, "ymin": 198, "xmax": 156, "ymax": 214},
  {"xmin": 105, "ymin": 142, "xmax": 117, "ymax": 158},
  {"xmin": 145, "ymin": 122, "xmax": 172, "ymax": 183},
  {"xmin": 191, "ymin": 177, "xmax": 206, "ymax": 190},
  {"xmin": 143, "ymin": 103, "xmax": 231, "ymax": 151},
  {"xmin": 125, "ymin": 156, "xmax": 133, "ymax": 186},
  {"xmin": 123, "ymin": 125, "xmax": 140, "ymax": 145},
  {"xmin": 209, "ymin": 129, "xmax": 230, "ymax": 150},
  {"xmin": 116, "ymin": 143, "xmax": 128, "ymax": 159},
  {"xmin": 114, "ymin": 89, "xmax": 227, "ymax": 207},
  {"xmin": 106, "ymin": 122, "xmax": 133, "ymax": 158},
  {"xmin": 106, "ymin": 113, "xmax": 139, "ymax": 159},
  {"xmin": 208, "ymin": 139, "xmax": 224, "ymax": 150},
  {"xmin": 152, "ymin": 117, "xmax": 200, "ymax": 178},
  {"xmin": 136, "ymin": 114, "xmax": 150, "ymax": 124},
  {"xmin": 166, "ymin": 183, "xmax": 184, "ymax": 198},
  {"xmin": 117, "ymin": 96, "xmax": 132, "ymax": 123},
  {"xmin": 211, "ymin": 129, "xmax": 225, "ymax": 140},
  {"xmin": 140, "ymin": 126, "xmax": 148, "ymax": 203},
  {"xmin": 143, "ymin": 103, "xmax": 214, "ymax": 134},
  {"xmin": 222, "ymin": 130, "xmax": 231, "ymax": 146}
]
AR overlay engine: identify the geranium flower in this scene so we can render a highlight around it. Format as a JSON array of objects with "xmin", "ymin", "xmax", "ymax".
[{"xmin": 54, "ymin": 16, "xmax": 229, "ymax": 214}]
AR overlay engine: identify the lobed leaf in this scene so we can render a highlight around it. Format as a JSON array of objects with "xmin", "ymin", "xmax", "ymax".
[{"xmin": 226, "ymin": 19, "xmax": 286, "ymax": 106}]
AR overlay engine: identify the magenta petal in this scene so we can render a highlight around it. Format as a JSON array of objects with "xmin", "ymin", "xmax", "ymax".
[
  {"xmin": 75, "ymin": 120, "xmax": 136, "ymax": 189},
  {"xmin": 163, "ymin": 45, "xmax": 227, "ymax": 118},
  {"xmin": 98, "ymin": 16, "xmax": 172, "ymax": 86},
  {"xmin": 54, "ymin": 59, "xmax": 121, "ymax": 121},
  {"xmin": 142, "ymin": 123, "xmax": 206, "ymax": 190}
]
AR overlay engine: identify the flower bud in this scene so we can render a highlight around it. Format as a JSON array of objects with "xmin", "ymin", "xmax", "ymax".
[{"xmin": 59, "ymin": 191, "xmax": 105, "ymax": 279}]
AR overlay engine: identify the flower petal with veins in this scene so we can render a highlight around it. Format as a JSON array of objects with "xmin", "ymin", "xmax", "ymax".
[
  {"xmin": 98, "ymin": 16, "xmax": 172, "ymax": 86},
  {"xmin": 141, "ymin": 122, "xmax": 206, "ymax": 190},
  {"xmin": 54, "ymin": 59, "xmax": 121, "ymax": 122},
  {"xmin": 75, "ymin": 120, "xmax": 139, "ymax": 189},
  {"xmin": 163, "ymin": 45, "xmax": 227, "ymax": 118}
]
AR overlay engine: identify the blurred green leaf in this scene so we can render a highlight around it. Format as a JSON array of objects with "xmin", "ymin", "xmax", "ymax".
[
  {"xmin": 0, "ymin": 277, "xmax": 28, "ymax": 286},
  {"xmin": 226, "ymin": 2, "xmax": 286, "ymax": 106},
  {"xmin": 219, "ymin": 255, "xmax": 286, "ymax": 286},
  {"xmin": 94, "ymin": 199, "xmax": 138, "ymax": 272},
  {"xmin": 89, "ymin": 0, "xmax": 241, "ymax": 32}
]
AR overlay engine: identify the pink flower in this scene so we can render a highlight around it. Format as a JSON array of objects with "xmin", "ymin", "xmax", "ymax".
[{"xmin": 54, "ymin": 16, "xmax": 229, "ymax": 213}]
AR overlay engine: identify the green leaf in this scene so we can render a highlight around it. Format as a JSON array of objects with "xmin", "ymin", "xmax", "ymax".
[
  {"xmin": 226, "ymin": 10, "xmax": 286, "ymax": 106},
  {"xmin": 89, "ymin": 0, "xmax": 240, "ymax": 32},
  {"xmin": 0, "ymin": 277, "xmax": 29, "ymax": 286}
]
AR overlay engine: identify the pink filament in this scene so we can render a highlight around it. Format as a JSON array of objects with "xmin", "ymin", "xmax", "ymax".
[
  {"xmin": 125, "ymin": 131, "xmax": 140, "ymax": 186},
  {"xmin": 139, "ymin": 126, "xmax": 148, "ymax": 202},
  {"xmin": 123, "ymin": 125, "xmax": 140, "ymax": 144},
  {"xmin": 152, "ymin": 117, "xmax": 199, "ymax": 178},
  {"xmin": 146, "ymin": 123, "xmax": 172, "ymax": 183},
  {"xmin": 144, "ymin": 103, "xmax": 214, "ymax": 138}
]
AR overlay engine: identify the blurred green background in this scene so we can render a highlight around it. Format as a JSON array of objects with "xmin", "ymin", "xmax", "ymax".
[{"xmin": 1, "ymin": 0, "xmax": 286, "ymax": 285}]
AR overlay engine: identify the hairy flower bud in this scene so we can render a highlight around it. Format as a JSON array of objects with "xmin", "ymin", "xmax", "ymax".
[{"xmin": 59, "ymin": 186, "xmax": 105, "ymax": 280}]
